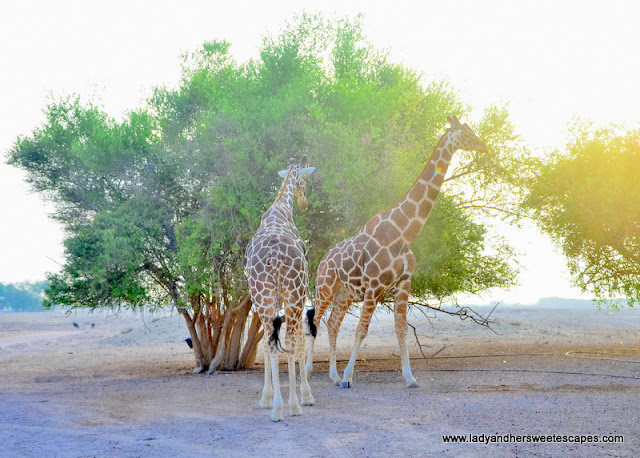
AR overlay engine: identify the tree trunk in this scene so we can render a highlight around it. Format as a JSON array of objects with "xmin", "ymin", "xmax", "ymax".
[
  {"xmin": 207, "ymin": 306, "xmax": 234, "ymax": 373},
  {"xmin": 181, "ymin": 310, "xmax": 208, "ymax": 373},
  {"xmin": 238, "ymin": 312, "xmax": 263, "ymax": 369},
  {"xmin": 183, "ymin": 292, "xmax": 263, "ymax": 374},
  {"xmin": 222, "ymin": 296, "xmax": 252, "ymax": 370}
]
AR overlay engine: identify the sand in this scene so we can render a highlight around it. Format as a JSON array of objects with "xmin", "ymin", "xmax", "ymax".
[{"xmin": 1, "ymin": 304, "xmax": 640, "ymax": 457}]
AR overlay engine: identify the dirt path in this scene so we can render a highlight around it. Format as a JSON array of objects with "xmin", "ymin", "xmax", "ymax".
[{"xmin": 1, "ymin": 309, "xmax": 639, "ymax": 457}]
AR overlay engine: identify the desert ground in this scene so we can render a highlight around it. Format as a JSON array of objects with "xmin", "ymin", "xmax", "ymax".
[{"xmin": 1, "ymin": 304, "xmax": 639, "ymax": 457}]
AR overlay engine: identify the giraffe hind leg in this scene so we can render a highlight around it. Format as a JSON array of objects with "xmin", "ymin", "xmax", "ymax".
[
  {"xmin": 341, "ymin": 293, "xmax": 376, "ymax": 388},
  {"xmin": 395, "ymin": 280, "xmax": 419, "ymax": 388},
  {"xmin": 327, "ymin": 293, "xmax": 350, "ymax": 385},
  {"xmin": 269, "ymin": 346, "xmax": 284, "ymax": 421},
  {"xmin": 259, "ymin": 346, "xmax": 273, "ymax": 409},
  {"xmin": 297, "ymin": 327, "xmax": 314, "ymax": 406},
  {"xmin": 284, "ymin": 315, "xmax": 303, "ymax": 415}
]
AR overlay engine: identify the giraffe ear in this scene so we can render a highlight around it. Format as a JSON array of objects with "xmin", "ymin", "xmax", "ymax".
[
  {"xmin": 300, "ymin": 167, "xmax": 316, "ymax": 177},
  {"xmin": 277, "ymin": 169, "xmax": 289, "ymax": 178}
]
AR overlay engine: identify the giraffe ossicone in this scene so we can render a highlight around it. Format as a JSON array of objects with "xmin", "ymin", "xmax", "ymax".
[
  {"xmin": 246, "ymin": 158, "xmax": 315, "ymax": 421},
  {"xmin": 306, "ymin": 115, "xmax": 488, "ymax": 389}
]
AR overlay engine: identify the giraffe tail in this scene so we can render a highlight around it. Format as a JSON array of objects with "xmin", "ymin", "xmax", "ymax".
[
  {"xmin": 306, "ymin": 308, "xmax": 317, "ymax": 338},
  {"xmin": 269, "ymin": 315, "xmax": 287, "ymax": 352},
  {"xmin": 267, "ymin": 250, "xmax": 291, "ymax": 353}
]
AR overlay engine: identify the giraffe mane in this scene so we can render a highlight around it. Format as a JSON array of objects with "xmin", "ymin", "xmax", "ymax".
[{"xmin": 274, "ymin": 166, "xmax": 294, "ymax": 204}]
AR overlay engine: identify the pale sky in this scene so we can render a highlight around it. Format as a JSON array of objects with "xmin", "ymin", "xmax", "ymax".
[{"xmin": 1, "ymin": 0, "xmax": 639, "ymax": 304}]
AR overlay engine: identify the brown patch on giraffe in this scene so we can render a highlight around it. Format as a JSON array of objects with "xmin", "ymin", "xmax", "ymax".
[
  {"xmin": 423, "ymin": 162, "xmax": 436, "ymax": 177},
  {"xmin": 400, "ymin": 200, "xmax": 417, "ymax": 218},
  {"xmin": 395, "ymin": 289, "xmax": 409, "ymax": 301},
  {"xmin": 374, "ymin": 248, "xmax": 391, "ymax": 268},
  {"xmin": 373, "ymin": 286, "xmax": 387, "ymax": 301},
  {"xmin": 364, "ymin": 216, "xmax": 381, "ymax": 234},
  {"xmin": 349, "ymin": 276, "xmax": 362, "ymax": 289},
  {"xmin": 407, "ymin": 180, "xmax": 427, "ymax": 202},
  {"xmin": 373, "ymin": 222, "xmax": 401, "ymax": 245},
  {"xmin": 418, "ymin": 199, "xmax": 433, "ymax": 217},
  {"xmin": 388, "ymin": 239, "xmax": 405, "ymax": 258},
  {"xmin": 364, "ymin": 239, "xmax": 381, "ymax": 258},
  {"xmin": 348, "ymin": 261, "xmax": 362, "ymax": 276},
  {"xmin": 404, "ymin": 220, "xmax": 422, "ymax": 241},
  {"xmin": 405, "ymin": 251, "xmax": 417, "ymax": 271},
  {"xmin": 365, "ymin": 261, "xmax": 380, "ymax": 278},
  {"xmin": 342, "ymin": 257, "xmax": 355, "ymax": 274},
  {"xmin": 379, "ymin": 269, "xmax": 395, "ymax": 286},
  {"xmin": 427, "ymin": 184, "xmax": 440, "ymax": 201},
  {"xmin": 390, "ymin": 208, "xmax": 409, "ymax": 228}
]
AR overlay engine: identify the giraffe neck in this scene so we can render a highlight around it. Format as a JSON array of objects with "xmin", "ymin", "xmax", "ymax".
[
  {"xmin": 390, "ymin": 131, "xmax": 458, "ymax": 243},
  {"xmin": 271, "ymin": 169, "xmax": 297, "ymax": 222}
]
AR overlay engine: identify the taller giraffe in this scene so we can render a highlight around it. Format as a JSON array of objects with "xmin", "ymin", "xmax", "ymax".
[
  {"xmin": 246, "ymin": 157, "xmax": 316, "ymax": 421},
  {"xmin": 306, "ymin": 116, "xmax": 488, "ymax": 388}
]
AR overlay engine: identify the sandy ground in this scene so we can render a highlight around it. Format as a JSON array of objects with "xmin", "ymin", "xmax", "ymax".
[{"xmin": 1, "ymin": 305, "xmax": 640, "ymax": 457}]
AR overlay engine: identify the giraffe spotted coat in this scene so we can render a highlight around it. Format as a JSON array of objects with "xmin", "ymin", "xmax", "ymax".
[
  {"xmin": 246, "ymin": 161, "xmax": 315, "ymax": 421},
  {"xmin": 306, "ymin": 116, "xmax": 488, "ymax": 389}
]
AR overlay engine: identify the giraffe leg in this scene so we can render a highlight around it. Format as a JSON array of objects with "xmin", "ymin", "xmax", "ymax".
[
  {"xmin": 269, "ymin": 347, "xmax": 284, "ymax": 422},
  {"xmin": 306, "ymin": 272, "xmax": 335, "ymax": 374},
  {"xmin": 395, "ymin": 280, "xmax": 419, "ymax": 388},
  {"xmin": 296, "ymin": 328, "xmax": 314, "ymax": 406},
  {"xmin": 305, "ymin": 292, "xmax": 332, "ymax": 375},
  {"xmin": 285, "ymin": 325, "xmax": 303, "ymax": 416},
  {"xmin": 341, "ymin": 293, "xmax": 376, "ymax": 388},
  {"xmin": 258, "ymin": 346, "xmax": 273, "ymax": 408},
  {"xmin": 305, "ymin": 335, "xmax": 316, "ymax": 376},
  {"xmin": 327, "ymin": 293, "xmax": 350, "ymax": 385}
]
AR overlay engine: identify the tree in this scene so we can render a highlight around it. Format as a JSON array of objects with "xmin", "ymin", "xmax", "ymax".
[
  {"xmin": 526, "ymin": 122, "xmax": 640, "ymax": 307},
  {"xmin": 0, "ymin": 281, "xmax": 47, "ymax": 312},
  {"xmin": 8, "ymin": 14, "xmax": 530, "ymax": 371}
]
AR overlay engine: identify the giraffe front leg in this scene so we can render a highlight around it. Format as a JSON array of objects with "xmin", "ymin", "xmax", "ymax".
[
  {"xmin": 395, "ymin": 281, "xmax": 419, "ymax": 388},
  {"xmin": 259, "ymin": 347, "xmax": 274, "ymax": 408},
  {"xmin": 341, "ymin": 296, "xmax": 375, "ymax": 388}
]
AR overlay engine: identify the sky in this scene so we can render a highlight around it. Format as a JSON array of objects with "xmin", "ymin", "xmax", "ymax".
[{"xmin": 1, "ymin": 0, "xmax": 639, "ymax": 304}]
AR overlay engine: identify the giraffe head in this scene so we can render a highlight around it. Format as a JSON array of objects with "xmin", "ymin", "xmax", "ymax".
[
  {"xmin": 446, "ymin": 115, "xmax": 488, "ymax": 153},
  {"xmin": 277, "ymin": 156, "xmax": 316, "ymax": 210}
]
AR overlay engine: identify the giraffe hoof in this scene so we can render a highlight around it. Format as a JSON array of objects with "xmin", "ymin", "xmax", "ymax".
[
  {"xmin": 407, "ymin": 382, "xmax": 420, "ymax": 389},
  {"xmin": 340, "ymin": 381, "xmax": 352, "ymax": 389},
  {"xmin": 270, "ymin": 411, "xmax": 284, "ymax": 422},
  {"xmin": 259, "ymin": 400, "xmax": 272, "ymax": 409},
  {"xmin": 334, "ymin": 381, "xmax": 341, "ymax": 386},
  {"xmin": 302, "ymin": 397, "xmax": 315, "ymax": 406}
]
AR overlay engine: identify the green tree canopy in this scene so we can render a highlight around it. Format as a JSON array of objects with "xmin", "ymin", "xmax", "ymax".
[
  {"xmin": 8, "ymin": 14, "xmax": 530, "ymax": 369},
  {"xmin": 526, "ymin": 122, "xmax": 640, "ymax": 307}
]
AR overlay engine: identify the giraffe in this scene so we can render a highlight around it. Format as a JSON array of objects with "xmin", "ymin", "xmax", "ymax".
[
  {"xmin": 245, "ymin": 157, "xmax": 316, "ymax": 422},
  {"xmin": 305, "ymin": 116, "xmax": 488, "ymax": 388}
]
